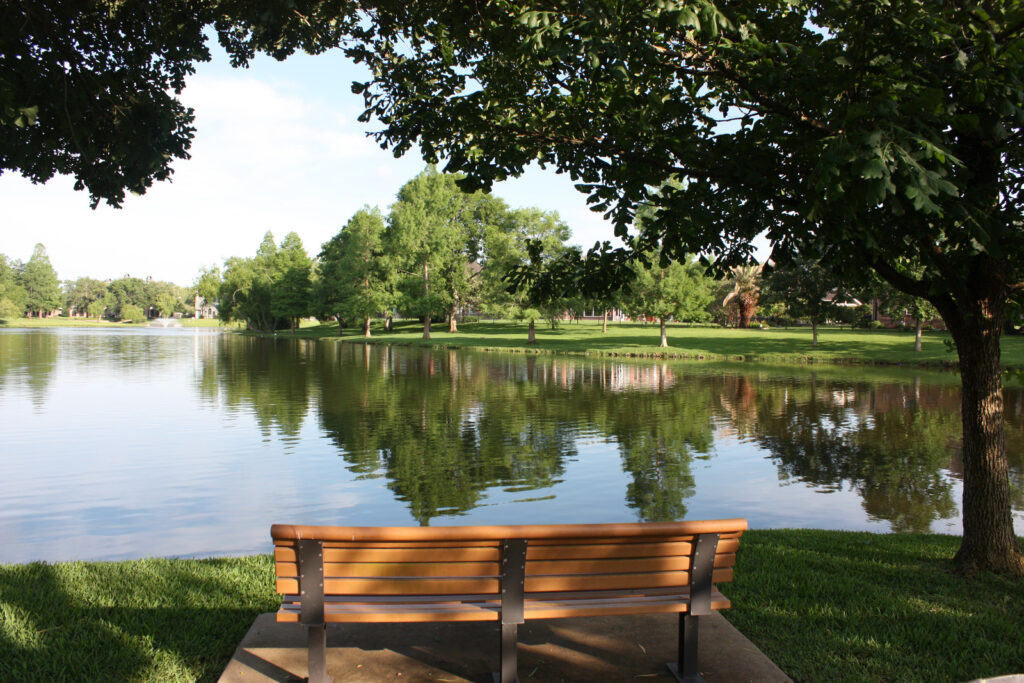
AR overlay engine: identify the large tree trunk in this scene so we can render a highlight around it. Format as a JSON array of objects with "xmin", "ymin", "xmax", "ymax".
[
  {"xmin": 364, "ymin": 316, "xmax": 371, "ymax": 338},
  {"xmin": 941, "ymin": 292, "xmax": 1024, "ymax": 575},
  {"xmin": 448, "ymin": 311, "xmax": 458, "ymax": 333},
  {"xmin": 811, "ymin": 320, "xmax": 818, "ymax": 346},
  {"xmin": 737, "ymin": 302, "xmax": 751, "ymax": 328},
  {"xmin": 659, "ymin": 318, "xmax": 668, "ymax": 348},
  {"xmin": 337, "ymin": 317, "xmax": 344, "ymax": 335},
  {"xmin": 602, "ymin": 310, "xmax": 608, "ymax": 333},
  {"xmin": 914, "ymin": 319, "xmax": 923, "ymax": 352},
  {"xmin": 527, "ymin": 319, "xmax": 537, "ymax": 345}
]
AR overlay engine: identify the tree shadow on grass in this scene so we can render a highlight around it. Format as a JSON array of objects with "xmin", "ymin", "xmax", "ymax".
[
  {"xmin": 0, "ymin": 557, "xmax": 277, "ymax": 682},
  {"xmin": 728, "ymin": 530, "xmax": 1024, "ymax": 682}
]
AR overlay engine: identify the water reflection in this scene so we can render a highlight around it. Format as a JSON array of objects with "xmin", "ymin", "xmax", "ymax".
[
  {"xmin": 0, "ymin": 330, "xmax": 58, "ymax": 408},
  {"xmin": 195, "ymin": 336, "xmax": 314, "ymax": 442},
  {"xmin": 317, "ymin": 347, "xmax": 572, "ymax": 523},
  {"xmin": 751, "ymin": 380, "xmax": 961, "ymax": 532},
  {"xmin": 3, "ymin": 330, "xmax": 1024, "ymax": 563},
  {"xmin": 194, "ymin": 339, "xmax": 1023, "ymax": 533}
]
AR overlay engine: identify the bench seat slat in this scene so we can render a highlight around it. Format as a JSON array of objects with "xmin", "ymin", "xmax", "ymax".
[
  {"xmin": 276, "ymin": 561, "xmax": 500, "ymax": 578},
  {"xmin": 275, "ymin": 546, "xmax": 501, "ymax": 564},
  {"xmin": 277, "ymin": 576, "xmax": 501, "ymax": 596}
]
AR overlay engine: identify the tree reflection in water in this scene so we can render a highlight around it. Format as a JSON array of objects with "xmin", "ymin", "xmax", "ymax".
[{"xmin": 196, "ymin": 339, "xmax": 1024, "ymax": 532}]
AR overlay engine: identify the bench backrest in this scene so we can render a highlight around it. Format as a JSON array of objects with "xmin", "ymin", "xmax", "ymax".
[{"xmin": 272, "ymin": 519, "xmax": 747, "ymax": 599}]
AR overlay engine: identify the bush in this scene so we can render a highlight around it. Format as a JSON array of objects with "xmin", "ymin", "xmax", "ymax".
[
  {"xmin": 460, "ymin": 315, "xmax": 480, "ymax": 323},
  {"xmin": 869, "ymin": 320, "xmax": 885, "ymax": 330},
  {"xmin": 119, "ymin": 304, "xmax": 146, "ymax": 322}
]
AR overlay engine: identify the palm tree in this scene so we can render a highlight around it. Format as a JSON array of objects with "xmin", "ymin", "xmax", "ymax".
[{"xmin": 723, "ymin": 264, "xmax": 762, "ymax": 328}]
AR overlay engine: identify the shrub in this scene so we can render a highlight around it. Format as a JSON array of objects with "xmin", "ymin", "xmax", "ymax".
[
  {"xmin": 869, "ymin": 320, "xmax": 885, "ymax": 330},
  {"xmin": 120, "ymin": 304, "xmax": 146, "ymax": 322}
]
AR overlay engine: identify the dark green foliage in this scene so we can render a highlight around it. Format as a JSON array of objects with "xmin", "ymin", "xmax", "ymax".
[
  {"xmin": 0, "ymin": 254, "xmax": 28, "ymax": 319},
  {"xmin": 217, "ymin": 231, "xmax": 312, "ymax": 333},
  {"xmin": 62, "ymin": 277, "xmax": 109, "ymax": 317},
  {"xmin": 316, "ymin": 207, "xmax": 392, "ymax": 335},
  {"xmin": 0, "ymin": 0, "xmax": 212, "ymax": 208},
  {"xmin": 17, "ymin": 244, "xmax": 61, "ymax": 316}
]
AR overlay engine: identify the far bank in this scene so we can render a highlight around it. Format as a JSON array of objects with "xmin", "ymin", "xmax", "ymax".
[{"xmin": 276, "ymin": 319, "xmax": 1024, "ymax": 371}]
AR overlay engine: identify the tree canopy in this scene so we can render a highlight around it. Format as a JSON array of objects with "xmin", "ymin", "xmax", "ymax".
[
  {"xmin": 5, "ymin": 1, "xmax": 1024, "ymax": 573},
  {"xmin": 214, "ymin": 0, "xmax": 1024, "ymax": 575}
]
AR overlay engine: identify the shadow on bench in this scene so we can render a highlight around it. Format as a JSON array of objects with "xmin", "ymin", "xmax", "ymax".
[{"xmin": 272, "ymin": 519, "xmax": 748, "ymax": 683}]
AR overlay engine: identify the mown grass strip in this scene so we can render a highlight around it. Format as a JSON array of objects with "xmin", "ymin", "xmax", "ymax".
[
  {"xmin": 285, "ymin": 319, "xmax": 1024, "ymax": 370},
  {"xmin": 2, "ymin": 532, "xmax": 1021, "ymax": 682}
]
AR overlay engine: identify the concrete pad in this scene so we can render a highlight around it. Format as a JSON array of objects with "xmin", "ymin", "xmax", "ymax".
[{"xmin": 220, "ymin": 612, "xmax": 791, "ymax": 683}]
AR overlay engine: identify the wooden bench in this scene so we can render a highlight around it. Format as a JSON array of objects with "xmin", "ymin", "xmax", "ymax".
[{"xmin": 272, "ymin": 518, "xmax": 747, "ymax": 683}]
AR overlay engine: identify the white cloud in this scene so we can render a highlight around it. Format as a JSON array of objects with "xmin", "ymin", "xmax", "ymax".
[{"xmin": 0, "ymin": 51, "xmax": 630, "ymax": 286}]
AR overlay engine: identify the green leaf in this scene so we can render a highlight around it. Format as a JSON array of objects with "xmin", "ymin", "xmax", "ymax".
[{"xmin": 860, "ymin": 158, "xmax": 888, "ymax": 179}]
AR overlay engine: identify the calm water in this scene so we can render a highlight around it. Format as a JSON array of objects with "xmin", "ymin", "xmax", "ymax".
[{"xmin": 1, "ymin": 327, "xmax": 1022, "ymax": 564}]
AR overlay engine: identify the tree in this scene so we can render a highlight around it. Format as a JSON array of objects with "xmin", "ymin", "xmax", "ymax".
[
  {"xmin": 761, "ymin": 258, "xmax": 848, "ymax": 347},
  {"xmin": 867, "ymin": 274, "xmax": 941, "ymax": 352},
  {"xmin": 479, "ymin": 206, "xmax": 572, "ymax": 334},
  {"xmin": 63, "ymin": 277, "xmax": 108, "ymax": 317},
  {"xmin": 1, "ymin": 1, "xmax": 212, "ymax": 208},
  {"xmin": 194, "ymin": 266, "xmax": 222, "ymax": 318},
  {"xmin": 271, "ymin": 232, "xmax": 312, "ymax": 332},
  {"xmin": 0, "ymin": 254, "xmax": 28, "ymax": 319},
  {"xmin": 119, "ymin": 303, "xmax": 146, "ymax": 322},
  {"xmin": 387, "ymin": 167, "xmax": 490, "ymax": 339},
  {"xmin": 721, "ymin": 265, "xmax": 762, "ymax": 329},
  {"xmin": 9, "ymin": 1, "xmax": 1024, "ymax": 572},
  {"xmin": 18, "ymin": 244, "xmax": 61, "ymax": 317},
  {"xmin": 208, "ymin": 1, "xmax": 1024, "ymax": 573},
  {"xmin": 218, "ymin": 232, "xmax": 281, "ymax": 333},
  {"xmin": 318, "ymin": 207, "xmax": 392, "ymax": 337},
  {"xmin": 624, "ymin": 250, "xmax": 713, "ymax": 347},
  {"xmin": 105, "ymin": 276, "xmax": 150, "ymax": 319}
]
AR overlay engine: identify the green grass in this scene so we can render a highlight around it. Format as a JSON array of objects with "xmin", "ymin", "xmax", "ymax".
[
  {"xmin": 2, "ymin": 532, "xmax": 1021, "ymax": 682},
  {"xmin": 0, "ymin": 556, "xmax": 278, "ymax": 682},
  {"xmin": 728, "ymin": 530, "xmax": 1024, "ymax": 683},
  {"xmin": 284, "ymin": 319, "xmax": 1024, "ymax": 369}
]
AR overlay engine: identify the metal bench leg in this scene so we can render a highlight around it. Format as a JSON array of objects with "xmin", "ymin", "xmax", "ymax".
[
  {"xmin": 493, "ymin": 622, "xmax": 519, "ymax": 683},
  {"xmin": 307, "ymin": 624, "xmax": 332, "ymax": 683},
  {"xmin": 298, "ymin": 539, "xmax": 333, "ymax": 683},
  {"xmin": 666, "ymin": 532, "xmax": 719, "ymax": 683},
  {"xmin": 667, "ymin": 613, "xmax": 702, "ymax": 683},
  {"xmin": 493, "ymin": 539, "xmax": 526, "ymax": 683}
]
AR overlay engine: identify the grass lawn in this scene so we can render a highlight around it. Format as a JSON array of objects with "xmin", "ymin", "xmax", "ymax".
[
  {"xmin": 2, "ymin": 531, "xmax": 1021, "ymax": 682},
  {"xmin": 285, "ymin": 318, "xmax": 1024, "ymax": 369}
]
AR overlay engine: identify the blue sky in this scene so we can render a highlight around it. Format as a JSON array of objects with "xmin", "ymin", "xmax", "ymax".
[{"xmin": 0, "ymin": 43, "xmax": 625, "ymax": 286}]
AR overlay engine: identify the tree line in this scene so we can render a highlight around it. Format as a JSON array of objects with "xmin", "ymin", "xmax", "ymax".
[
  {"xmin": 0, "ymin": 243, "xmax": 196, "ymax": 322},
  {"xmin": 202, "ymin": 167, "xmax": 938, "ymax": 349}
]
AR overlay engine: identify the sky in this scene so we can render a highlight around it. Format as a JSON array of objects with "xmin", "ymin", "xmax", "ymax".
[{"xmin": 0, "ymin": 43, "xmax": 627, "ymax": 286}]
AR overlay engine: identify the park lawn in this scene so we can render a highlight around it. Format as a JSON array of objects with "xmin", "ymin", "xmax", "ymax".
[
  {"xmin": 287, "ymin": 319, "xmax": 1024, "ymax": 369},
  {"xmin": 1, "ymin": 531, "xmax": 1021, "ymax": 682}
]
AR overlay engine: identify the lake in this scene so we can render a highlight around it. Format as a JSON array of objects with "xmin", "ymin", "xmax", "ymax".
[{"xmin": 1, "ymin": 327, "xmax": 1022, "ymax": 564}]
